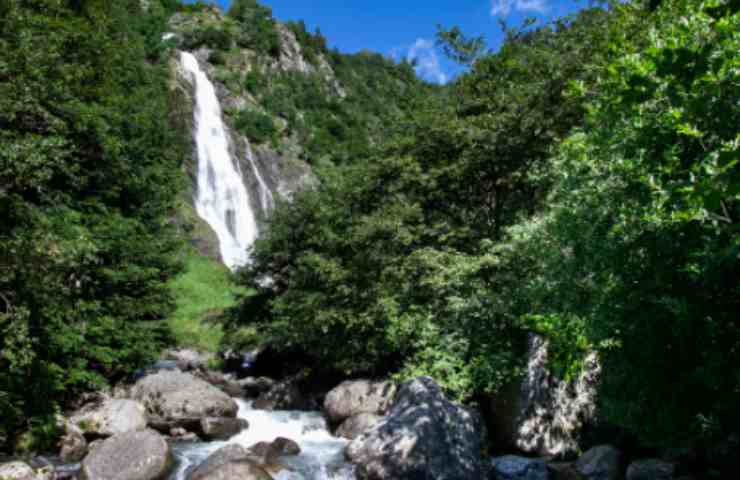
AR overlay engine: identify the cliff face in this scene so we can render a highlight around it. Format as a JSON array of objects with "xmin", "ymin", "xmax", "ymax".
[{"xmin": 164, "ymin": 3, "xmax": 425, "ymax": 265}]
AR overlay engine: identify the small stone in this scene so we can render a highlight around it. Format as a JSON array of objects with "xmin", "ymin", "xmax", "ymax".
[
  {"xmin": 490, "ymin": 455, "xmax": 550, "ymax": 480},
  {"xmin": 626, "ymin": 459, "xmax": 676, "ymax": 480}
]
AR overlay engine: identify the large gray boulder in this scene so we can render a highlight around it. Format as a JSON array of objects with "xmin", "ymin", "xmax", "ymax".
[
  {"xmin": 626, "ymin": 459, "xmax": 676, "ymax": 480},
  {"xmin": 131, "ymin": 371, "xmax": 238, "ymax": 431},
  {"xmin": 187, "ymin": 444, "xmax": 272, "ymax": 480},
  {"xmin": 70, "ymin": 399, "xmax": 147, "ymax": 438},
  {"xmin": 0, "ymin": 462, "xmax": 39, "ymax": 480},
  {"xmin": 490, "ymin": 456, "xmax": 550, "ymax": 480},
  {"xmin": 324, "ymin": 380, "xmax": 396, "ymax": 425},
  {"xmin": 253, "ymin": 378, "xmax": 311, "ymax": 411},
  {"xmin": 81, "ymin": 429, "xmax": 173, "ymax": 480},
  {"xmin": 346, "ymin": 376, "xmax": 483, "ymax": 480},
  {"xmin": 487, "ymin": 334, "xmax": 600, "ymax": 456},
  {"xmin": 575, "ymin": 445, "xmax": 622, "ymax": 480},
  {"xmin": 335, "ymin": 413, "xmax": 383, "ymax": 440},
  {"xmin": 199, "ymin": 417, "xmax": 249, "ymax": 440}
]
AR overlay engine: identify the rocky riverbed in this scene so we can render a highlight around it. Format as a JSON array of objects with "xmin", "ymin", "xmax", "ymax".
[{"xmin": 0, "ymin": 350, "xmax": 719, "ymax": 480}]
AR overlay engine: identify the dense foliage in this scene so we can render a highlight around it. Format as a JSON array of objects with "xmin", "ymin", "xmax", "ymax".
[
  {"xmin": 509, "ymin": 0, "xmax": 740, "ymax": 446},
  {"xmin": 0, "ymin": 0, "xmax": 186, "ymax": 450},
  {"xmin": 230, "ymin": 6, "xmax": 620, "ymax": 394},
  {"xmin": 231, "ymin": 0, "xmax": 739, "ymax": 452}
]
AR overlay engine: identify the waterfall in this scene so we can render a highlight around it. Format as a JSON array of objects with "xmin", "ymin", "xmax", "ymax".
[
  {"xmin": 180, "ymin": 51, "xmax": 257, "ymax": 270},
  {"xmin": 245, "ymin": 138, "xmax": 275, "ymax": 213}
]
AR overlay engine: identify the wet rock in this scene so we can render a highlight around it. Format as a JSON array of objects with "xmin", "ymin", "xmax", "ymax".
[
  {"xmin": 246, "ymin": 442, "xmax": 279, "ymax": 466},
  {"xmin": 253, "ymin": 378, "xmax": 311, "ymax": 411},
  {"xmin": 575, "ymin": 445, "xmax": 621, "ymax": 480},
  {"xmin": 59, "ymin": 425, "xmax": 87, "ymax": 463},
  {"xmin": 324, "ymin": 380, "xmax": 396, "ymax": 425},
  {"xmin": 70, "ymin": 399, "xmax": 147, "ymax": 438},
  {"xmin": 490, "ymin": 456, "xmax": 550, "ymax": 480},
  {"xmin": 272, "ymin": 437, "xmax": 301, "ymax": 456},
  {"xmin": 52, "ymin": 463, "xmax": 81, "ymax": 480},
  {"xmin": 0, "ymin": 462, "xmax": 39, "ymax": 480},
  {"xmin": 335, "ymin": 413, "xmax": 383, "ymax": 440},
  {"xmin": 246, "ymin": 437, "xmax": 301, "ymax": 467},
  {"xmin": 188, "ymin": 444, "xmax": 272, "ymax": 480},
  {"xmin": 626, "ymin": 459, "xmax": 676, "ymax": 480},
  {"xmin": 548, "ymin": 462, "xmax": 585, "ymax": 480},
  {"xmin": 238, "ymin": 377, "xmax": 275, "ymax": 398},
  {"xmin": 131, "ymin": 371, "xmax": 237, "ymax": 431},
  {"xmin": 81, "ymin": 429, "xmax": 172, "ymax": 480},
  {"xmin": 346, "ymin": 376, "xmax": 483, "ymax": 480},
  {"xmin": 199, "ymin": 417, "xmax": 249, "ymax": 440}
]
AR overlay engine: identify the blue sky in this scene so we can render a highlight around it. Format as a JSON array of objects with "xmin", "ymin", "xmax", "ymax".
[{"xmin": 209, "ymin": 0, "xmax": 589, "ymax": 83}]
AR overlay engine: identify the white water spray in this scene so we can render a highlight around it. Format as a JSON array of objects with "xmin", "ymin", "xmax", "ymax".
[
  {"xmin": 245, "ymin": 138, "xmax": 275, "ymax": 213},
  {"xmin": 180, "ymin": 51, "xmax": 257, "ymax": 270},
  {"xmin": 170, "ymin": 400, "xmax": 355, "ymax": 480}
]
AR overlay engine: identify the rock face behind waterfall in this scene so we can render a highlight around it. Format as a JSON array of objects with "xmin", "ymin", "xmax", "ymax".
[
  {"xmin": 346, "ymin": 376, "xmax": 484, "ymax": 480},
  {"xmin": 131, "ymin": 371, "xmax": 238, "ymax": 432}
]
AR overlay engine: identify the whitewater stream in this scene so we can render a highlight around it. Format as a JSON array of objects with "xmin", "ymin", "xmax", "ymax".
[{"xmin": 170, "ymin": 400, "xmax": 354, "ymax": 480}]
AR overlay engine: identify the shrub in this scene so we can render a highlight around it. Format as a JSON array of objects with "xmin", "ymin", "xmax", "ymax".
[{"xmin": 233, "ymin": 109, "xmax": 277, "ymax": 144}]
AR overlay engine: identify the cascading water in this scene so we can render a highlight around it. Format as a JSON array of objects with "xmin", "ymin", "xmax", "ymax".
[
  {"xmin": 245, "ymin": 138, "xmax": 275, "ymax": 213},
  {"xmin": 180, "ymin": 51, "xmax": 258, "ymax": 270},
  {"xmin": 170, "ymin": 400, "xmax": 355, "ymax": 480}
]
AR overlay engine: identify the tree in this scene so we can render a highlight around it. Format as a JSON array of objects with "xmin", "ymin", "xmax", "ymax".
[
  {"xmin": 0, "ymin": 0, "xmax": 186, "ymax": 451},
  {"xmin": 435, "ymin": 25, "xmax": 486, "ymax": 65}
]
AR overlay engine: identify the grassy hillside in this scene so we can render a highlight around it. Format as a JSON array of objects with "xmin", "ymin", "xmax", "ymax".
[{"xmin": 167, "ymin": 249, "xmax": 249, "ymax": 352}]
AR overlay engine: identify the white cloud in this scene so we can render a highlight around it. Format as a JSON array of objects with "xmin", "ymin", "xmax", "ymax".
[
  {"xmin": 405, "ymin": 38, "xmax": 447, "ymax": 85},
  {"xmin": 491, "ymin": 0, "xmax": 548, "ymax": 17}
]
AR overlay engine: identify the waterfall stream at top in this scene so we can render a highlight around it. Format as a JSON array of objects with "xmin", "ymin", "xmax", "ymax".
[{"xmin": 180, "ymin": 51, "xmax": 257, "ymax": 270}]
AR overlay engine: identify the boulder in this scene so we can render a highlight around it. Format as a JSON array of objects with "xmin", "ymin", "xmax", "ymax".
[
  {"xmin": 59, "ymin": 425, "xmax": 88, "ymax": 463},
  {"xmin": 80, "ymin": 429, "xmax": 172, "ymax": 480},
  {"xmin": 486, "ymin": 334, "xmax": 600, "ymax": 456},
  {"xmin": 195, "ymin": 370, "xmax": 244, "ymax": 397},
  {"xmin": 626, "ymin": 459, "xmax": 676, "ymax": 480},
  {"xmin": 246, "ymin": 437, "xmax": 301, "ymax": 466},
  {"xmin": 548, "ymin": 462, "xmax": 585, "ymax": 480},
  {"xmin": 199, "ymin": 417, "xmax": 249, "ymax": 440},
  {"xmin": 335, "ymin": 413, "xmax": 383, "ymax": 440},
  {"xmin": 163, "ymin": 349, "xmax": 214, "ymax": 371},
  {"xmin": 489, "ymin": 456, "xmax": 550, "ymax": 480},
  {"xmin": 324, "ymin": 380, "xmax": 396, "ymax": 425},
  {"xmin": 575, "ymin": 445, "xmax": 621, "ymax": 480},
  {"xmin": 272, "ymin": 437, "xmax": 301, "ymax": 456},
  {"xmin": 0, "ymin": 462, "xmax": 39, "ymax": 480},
  {"xmin": 131, "ymin": 371, "xmax": 238, "ymax": 431},
  {"xmin": 253, "ymin": 378, "xmax": 311, "ymax": 411},
  {"xmin": 346, "ymin": 376, "xmax": 483, "ymax": 480},
  {"xmin": 188, "ymin": 444, "xmax": 272, "ymax": 480},
  {"xmin": 238, "ymin": 377, "xmax": 275, "ymax": 398},
  {"xmin": 70, "ymin": 399, "xmax": 147, "ymax": 438}
]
